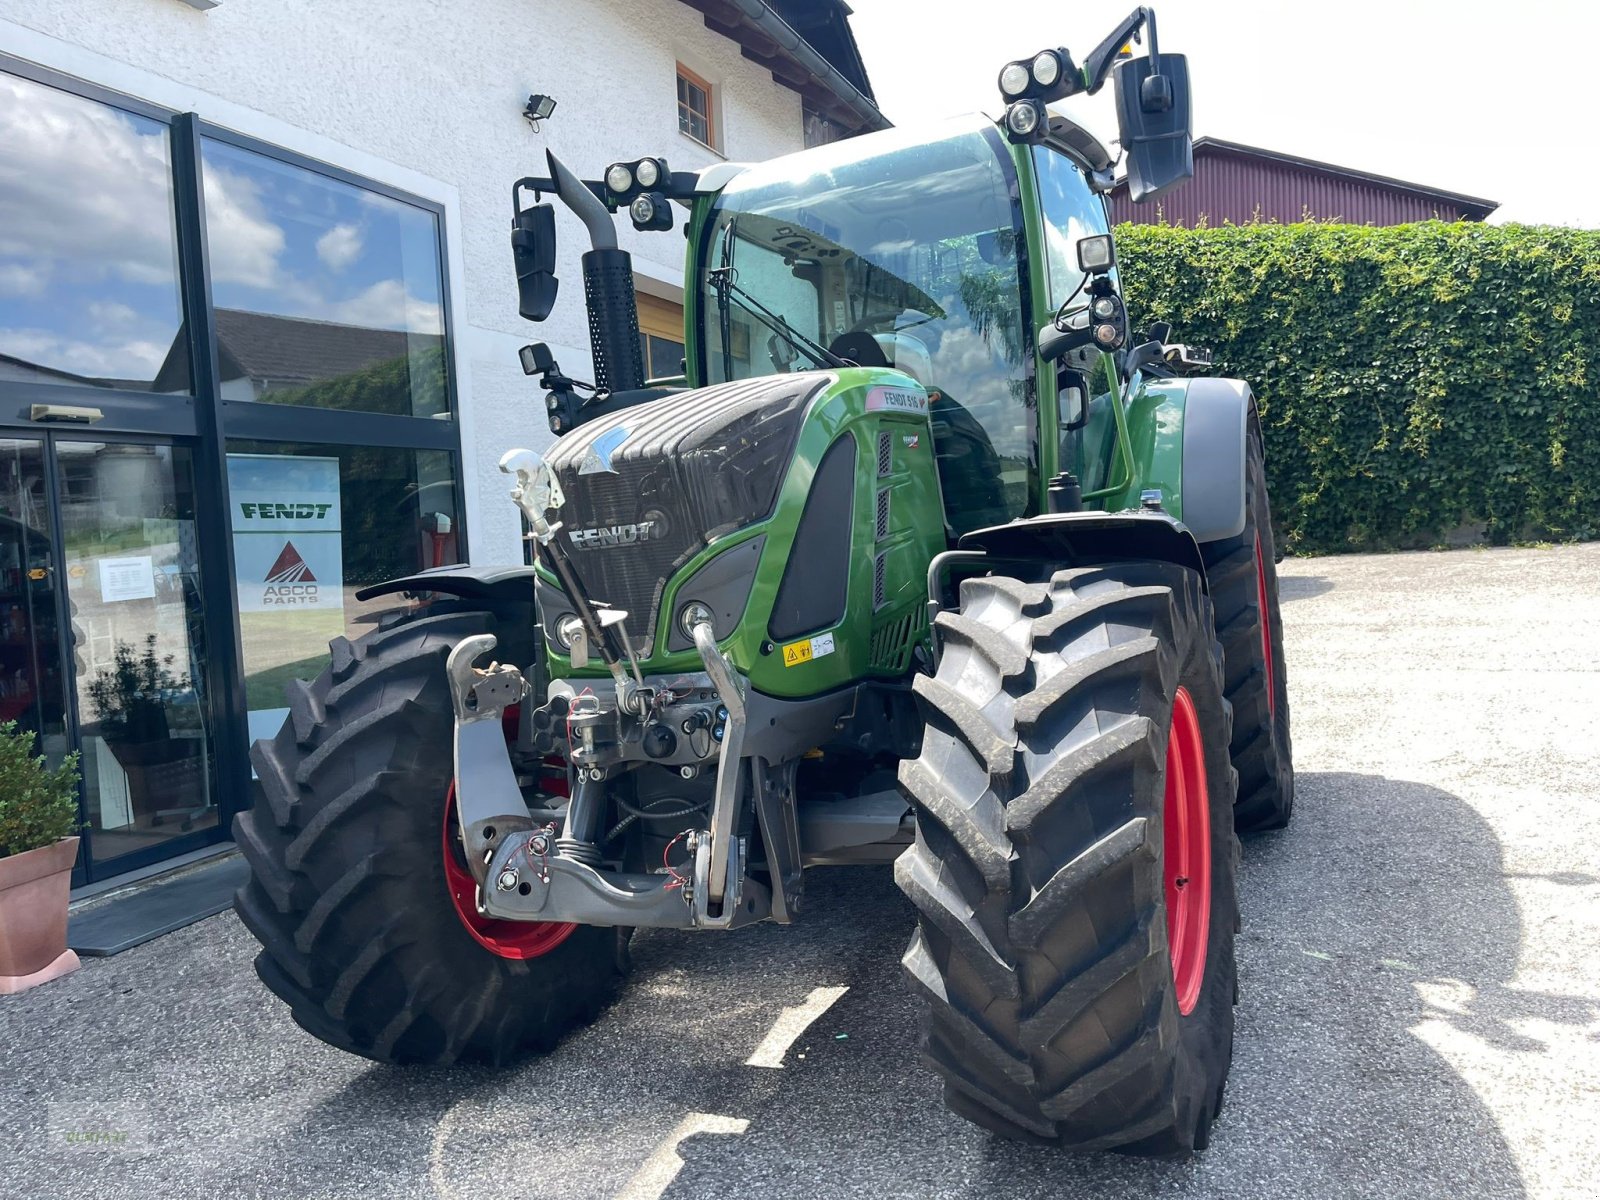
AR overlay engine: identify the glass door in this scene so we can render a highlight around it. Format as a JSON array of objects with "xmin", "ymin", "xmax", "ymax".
[
  {"xmin": 0, "ymin": 440, "xmax": 71, "ymax": 770},
  {"xmin": 54, "ymin": 438, "xmax": 217, "ymax": 877}
]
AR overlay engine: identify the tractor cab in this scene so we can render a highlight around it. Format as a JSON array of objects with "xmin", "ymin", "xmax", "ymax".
[{"xmin": 690, "ymin": 116, "xmax": 1038, "ymax": 537}]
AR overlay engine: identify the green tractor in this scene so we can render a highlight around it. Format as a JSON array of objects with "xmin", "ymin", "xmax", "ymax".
[{"xmin": 236, "ymin": 7, "xmax": 1293, "ymax": 1155}]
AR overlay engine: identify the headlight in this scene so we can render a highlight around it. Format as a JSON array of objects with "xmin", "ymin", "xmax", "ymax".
[
  {"xmin": 1031, "ymin": 51, "xmax": 1061, "ymax": 88},
  {"xmin": 1090, "ymin": 295, "xmax": 1118, "ymax": 320},
  {"xmin": 604, "ymin": 163, "xmax": 634, "ymax": 195},
  {"xmin": 1093, "ymin": 322, "xmax": 1123, "ymax": 348},
  {"xmin": 634, "ymin": 158, "xmax": 660, "ymax": 188},
  {"xmin": 629, "ymin": 194, "xmax": 657, "ymax": 225},
  {"xmin": 678, "ymin": 600, "xmax": 714, "ymax": 639},
  {"xmin": 998, "ymin": 62, "xmax": 1030, "ymax": 98},
  {"xmin": 1005, "ymin": 100, "xmax": 1042, "ymax": 138},
  {"xmin": 552, "ymin": 614, "xmax": 584, "ymax": 650}
]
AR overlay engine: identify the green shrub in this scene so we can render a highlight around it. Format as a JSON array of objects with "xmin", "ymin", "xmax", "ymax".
[
  {"xmin": 1115, "ymin": 220, "xmax": 1600, "ymax": 553},
  {"xmin": 0, "ymin": 722, "xmax": 81, "ymax": 859}
]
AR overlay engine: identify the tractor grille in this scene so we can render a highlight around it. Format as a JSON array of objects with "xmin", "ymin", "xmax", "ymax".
[
  {"xmin": 544, "ymin": 375, "xmax": 829, "ymax": 652},
  {"xmin": 869, "ymin": 610, "xmax": 918, "ymax": 673}
]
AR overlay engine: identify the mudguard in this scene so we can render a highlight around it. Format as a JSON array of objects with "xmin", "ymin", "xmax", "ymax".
[
  {"xmin": 1179, "ymin": 376, "xmax": 1254, "ymax": 544},
  {"xmin": 958, "ymin": 510, "xmax": 1207, "ymax": 588},
  {"xmin": 354, "ymin": 563, "xmax": 540, "ymax": 605}
]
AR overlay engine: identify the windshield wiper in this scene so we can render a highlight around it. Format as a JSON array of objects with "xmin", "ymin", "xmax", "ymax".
[{"xmin": 709, "ymin": 222, "xmax": 848, "ymax": 371}]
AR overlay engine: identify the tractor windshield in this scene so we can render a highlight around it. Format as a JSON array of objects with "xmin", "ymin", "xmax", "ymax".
[{"xmin": 699, "ymin": 116, "xmax": 1034, "ymax": 532}]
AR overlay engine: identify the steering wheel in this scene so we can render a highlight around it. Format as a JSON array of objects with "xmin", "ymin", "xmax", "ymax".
[{"xmin": 826, "ymin": 330, "xmax": 890, "ymax": 368}]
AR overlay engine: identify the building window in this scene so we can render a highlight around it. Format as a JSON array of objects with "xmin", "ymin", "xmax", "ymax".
[
  {"xmin": 188, "ymin": 138, "xmax": 451, "ymax": 418},
  {"xmin": 0, "ymin": 71, "xmax": 188, "ymax": 393},
  {"xmin": 636, "ymin": 291, "xmax": 685, "ymax": 381},
  {"xmin": 677, "ymin": 65, "xmax": 715, "ymax": 149}
]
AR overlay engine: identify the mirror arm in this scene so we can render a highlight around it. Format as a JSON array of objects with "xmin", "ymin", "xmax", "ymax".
[{"xmin": 1083, "ymin": 6, "xmax": 1156, "ymax": 94}]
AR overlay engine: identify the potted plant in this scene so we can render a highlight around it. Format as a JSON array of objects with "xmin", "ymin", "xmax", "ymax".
[
  {"xmin": 0, "ymin": 720, "xmax": 81, "ymax": 994},
  {"xmin": 87, "ymin": 634, "xmax": 198, "ymax": 821}
]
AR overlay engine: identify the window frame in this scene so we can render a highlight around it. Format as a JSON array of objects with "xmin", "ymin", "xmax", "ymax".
[
  {"xmin": 0, "ymin": 52, "xmax": 469, "ymax": 884},
  {"xmin": 196, "ymin": 121, "xmax": 463, "ymax": 446},
  {"xmin": 676, "ymin": 63, "xmax": 717, "ymax": 151}
]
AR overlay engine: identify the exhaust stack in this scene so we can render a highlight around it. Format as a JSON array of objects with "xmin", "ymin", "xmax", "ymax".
[{"xmin": 545, "ymin": 150, "xmax": 645, "ymax": 394}]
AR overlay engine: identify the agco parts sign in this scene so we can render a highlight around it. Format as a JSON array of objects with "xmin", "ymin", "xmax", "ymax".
[{"xmin": 226, "ymin": 454, "xmax": 344, "ymax": 613}]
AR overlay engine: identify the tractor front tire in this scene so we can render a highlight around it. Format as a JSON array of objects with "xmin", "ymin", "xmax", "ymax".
[
  {"xmin": 233, "ymin": 605, "xmax": 628, "ymax": 1065},
  {"xmin": 1201, "ymin": 412, "xmax": 1294, "ymax": 831},
  {"xmin": 897, "ymin": 563, "xmax": 1239, "ymax": 1154}
]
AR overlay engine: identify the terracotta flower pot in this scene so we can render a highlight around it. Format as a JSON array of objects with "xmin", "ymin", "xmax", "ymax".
[{"xmin": 0, "ymin": 836, "xmax": 81, "ymax": 995}]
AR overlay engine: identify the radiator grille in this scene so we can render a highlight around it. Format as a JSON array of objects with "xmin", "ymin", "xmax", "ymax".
[
  {"xmin": 875, "ymin": 488, "xmax": 890, "ymax": 540},
  {"xmin": 545, "ymin": 375, "xmax": 829, "ymax": 652},
  {"xmin": 876, "ymin": 430, "xmax": 893, "ymax": 477},
  {"xmin": 873, "ymin": 551, "xmax": 887, "ymax": 611}
]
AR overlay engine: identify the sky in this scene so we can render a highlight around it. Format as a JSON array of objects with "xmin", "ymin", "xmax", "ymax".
[{"xmin": 848, "ymin": 0, "xmax": 1600, "ymax": 227}]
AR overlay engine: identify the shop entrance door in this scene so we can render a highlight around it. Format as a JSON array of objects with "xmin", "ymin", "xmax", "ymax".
[{"xmin": 0, "ymin": 435, "xmax": 218, "ymax": 884}]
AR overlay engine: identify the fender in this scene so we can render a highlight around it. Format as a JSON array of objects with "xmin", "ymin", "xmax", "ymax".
[
  {"xmin": 1179, "ymin": 376, "xmax": 1253, "ymax": 544},
  {"xmin": 354, "ymin": 563, "xmax": 540, "ymax": 605},
  {"xmin": 957, "ymin": 510, "xmax": 1207, "ymax": 589}
]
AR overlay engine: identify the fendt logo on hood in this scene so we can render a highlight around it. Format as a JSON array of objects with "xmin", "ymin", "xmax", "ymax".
[{"xmin": 568, "ymin": 520, "xmax": 662, "ymax": 550}]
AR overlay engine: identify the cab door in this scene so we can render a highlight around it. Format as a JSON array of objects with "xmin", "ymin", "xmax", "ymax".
[{"xmin": 1025, "ymin": 145, "xmax": 1122, "ymax": 496}]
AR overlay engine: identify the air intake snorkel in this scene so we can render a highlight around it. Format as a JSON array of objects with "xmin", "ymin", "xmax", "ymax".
[{"xmin": 544, "ymin": 150, "xmax": 646, "ymax": 394}]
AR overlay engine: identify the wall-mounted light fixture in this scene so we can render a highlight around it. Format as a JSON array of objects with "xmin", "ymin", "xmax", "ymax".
[{"xmin": 523, "ymin": 94, "xmax": 557, "ymax": 131}]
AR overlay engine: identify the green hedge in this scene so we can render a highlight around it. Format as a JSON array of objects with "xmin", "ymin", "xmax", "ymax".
[{"xmin": 1114, "ymin": 221, "xmax": 1600, "ymax": 553}]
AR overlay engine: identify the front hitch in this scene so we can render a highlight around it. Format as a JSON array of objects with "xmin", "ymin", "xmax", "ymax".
[{"xmin": 447, "ymin": 635, "xmax": 537, "ymax": 886}]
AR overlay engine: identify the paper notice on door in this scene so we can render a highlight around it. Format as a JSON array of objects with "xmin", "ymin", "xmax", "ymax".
[{"xmin": 98, "ymin": 556, "xmax": 156, "ymax": 603}]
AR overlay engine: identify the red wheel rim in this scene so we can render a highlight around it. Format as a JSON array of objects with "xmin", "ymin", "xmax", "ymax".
[
  {"xmin": 1255, "ymin": 533, "xmax": 1276, "ymax": 719},
  {"xmin": 1163, "ymin": 685, "xmax": 1211, "ymax": 1016},
  {"xmin": 442, "ymin": 779, "xmax": 577, "ymax": 960}
]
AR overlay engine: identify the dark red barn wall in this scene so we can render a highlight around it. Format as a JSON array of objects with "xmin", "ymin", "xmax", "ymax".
[{"xmin": 1111, "ymin": 146, "xmax": 1476, "ymax": 226}]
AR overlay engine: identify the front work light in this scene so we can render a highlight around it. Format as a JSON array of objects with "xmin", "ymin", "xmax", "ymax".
[
  {"xmin": 604, "ymin": 163, "xmax": 634, "ymax": 196},
  {"xmin": 1004, "ymin": 99, "xmax": 1044, "ymax": 141},
  {"xmin": 629, "ymin": 192, "xmax": 673, "ymax": 232},
  {"xmin": 997, "ymin": 46, "xmax": 1081, "ymax": 106},
  {"xmin": 999, "ymin": 61, "xmax": 1031, "ymax": 98},
  {"xmin": 1077, "ymin": 233, "xmax": 1116, "ymax": 274}
]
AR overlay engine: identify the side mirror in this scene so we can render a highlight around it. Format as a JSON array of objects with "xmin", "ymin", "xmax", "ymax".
[
  {"xmin": 511, "ymin": 203, "xmax": 559, "ymax": 322},
  {"xmin": 1113, "ymin": 53, "xmax": 1193, "ymax": 203}
]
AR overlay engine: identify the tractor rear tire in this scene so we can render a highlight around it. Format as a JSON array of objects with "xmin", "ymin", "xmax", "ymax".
[
  {"xmin": 897, "ymin": 563, "xmax": 1239, "ymax": 1155},
  {"xmin": 1201, "ymin": 412, "xmax": 1294, "ymax": 831},
  {"xmin": 232, "ymin": 604, "xmax": 628, "ymax": 1065}
]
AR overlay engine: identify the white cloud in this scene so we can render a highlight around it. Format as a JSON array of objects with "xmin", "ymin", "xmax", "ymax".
[
  {"xmin": 315, "ymin": 222, "xmax": 363, "ymax": 271},
  {"xmin": 0, "ymin": 327, "xmax": 168, "ymax": 380},
  {"xmin": 0, "ymin": 263, "xmax": 45, "ymax": 296},
  {"xmin": 201, "ymin": 164, "xmax": 287, "ymax": 286},
  {"xmin": 327, "ymin": 278, "xmax": 443, "ymax": 334},
  {"xmin": 0, "ymin": 75, "xmax": 183, "ymax": 289},
  {"xmin": 88, "ymin": 300, "xmax": 139, "ymax": 327}
]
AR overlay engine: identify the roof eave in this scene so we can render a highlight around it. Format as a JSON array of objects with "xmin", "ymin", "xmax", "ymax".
[{"xmin": 676, "ymin": 0, "xmax": 890, "ymax": 133}]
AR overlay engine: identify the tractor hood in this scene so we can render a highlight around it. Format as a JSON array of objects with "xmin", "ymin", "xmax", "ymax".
[{"xmin": 542, "ymin": 373, "xmax": 831, "ymax": 658}]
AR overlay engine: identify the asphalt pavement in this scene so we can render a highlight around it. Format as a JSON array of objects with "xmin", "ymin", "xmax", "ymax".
[{"xmin": 4, "ymin": 545, "xmax": 1599, "ymax": 1200}]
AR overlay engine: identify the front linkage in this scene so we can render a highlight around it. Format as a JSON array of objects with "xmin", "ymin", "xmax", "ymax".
[{"xmin": 448, "ymin": 452, "xmax": 766, "ymax": 932}]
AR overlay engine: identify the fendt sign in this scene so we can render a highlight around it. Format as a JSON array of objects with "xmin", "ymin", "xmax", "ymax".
[{"xmin": 226, "ymin": 454, "xmax": 345, "ymax": 612}]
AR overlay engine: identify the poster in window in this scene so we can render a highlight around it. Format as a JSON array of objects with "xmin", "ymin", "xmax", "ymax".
[{"xmin": 227, "ymin": 454, "xmax": 345, "ymax": 615}]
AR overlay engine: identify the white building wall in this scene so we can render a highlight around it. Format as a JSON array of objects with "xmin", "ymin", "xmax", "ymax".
[{"xmin": 0, "ymin": 0, "xmax": 806, "ymax": 562}]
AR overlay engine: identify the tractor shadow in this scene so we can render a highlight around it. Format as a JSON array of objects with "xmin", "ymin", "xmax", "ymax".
[
  {"xmin": 185, "ymin": 771, "xmax": 1573, "ymax": 1199},
  {"xmin": 1275, "ymin": 572, "xmax": 1334, "ymax": 603},
  {"xmin": 655, "ymin": 772, "xmax": 1567, "ymax": 1199}
]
